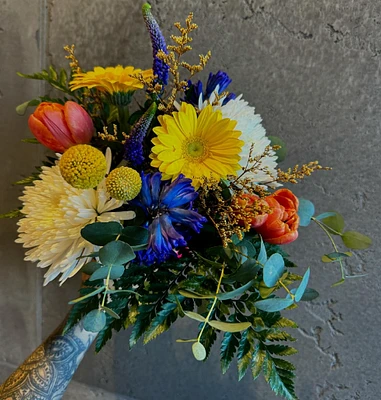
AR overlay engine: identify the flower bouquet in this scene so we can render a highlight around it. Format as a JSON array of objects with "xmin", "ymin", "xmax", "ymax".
[{"xmin": 5, "ymin": 4, "xmax": 371, "ymax": 399}]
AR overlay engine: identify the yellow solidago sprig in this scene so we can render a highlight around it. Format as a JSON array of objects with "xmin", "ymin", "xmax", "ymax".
[
  {"xmin": 70, "ymin": 66, "xmax": 153, "ymax": 105},
  {"xmin": 150, "ymin": 102, "xmax": 243, "ymax": 189},
  {"xmin": 59, "ymin": 144, "xmax": 107, "ymax": 189},
  {"xmin": 106, "ymin": 167, "xmax": 142, "ymax": 201},
  {"xmin": 155, "ymin": 12, "xmax": 212, "ymax": 112}
]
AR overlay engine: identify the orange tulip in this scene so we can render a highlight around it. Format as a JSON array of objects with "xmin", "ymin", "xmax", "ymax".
[
  {"xmin": 255, "ymin": 189, "xmax": 300, "ymax": 245},
  {"xmin": 28, "ymin": 101, "xmax": 94, "ymax": 152}
]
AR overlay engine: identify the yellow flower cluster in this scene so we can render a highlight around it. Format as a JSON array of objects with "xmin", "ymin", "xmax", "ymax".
[
  {"xmin": 59, "ymin": 144, "xmax": 106, "ymax": 189},
  {"xmin": 106, "ymin": 167, "xmax": 142, "ymax": 201}
]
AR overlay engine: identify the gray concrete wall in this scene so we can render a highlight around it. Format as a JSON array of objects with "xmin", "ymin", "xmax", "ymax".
[{"xmin": 0, "ymin": 0, "xmax": 380, "ymax": 399}]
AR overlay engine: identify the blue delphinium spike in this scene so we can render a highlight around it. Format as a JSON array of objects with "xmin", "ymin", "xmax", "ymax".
[
  {"xmin": 142, "ymin": 3, "xmax": 169, "ymax": 85},
  {"xmin": 124, "ymin": 102, "xmax": 157, "ymax": 168}
]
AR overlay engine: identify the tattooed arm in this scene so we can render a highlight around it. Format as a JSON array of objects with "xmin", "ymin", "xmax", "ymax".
[{"xmin": 0, "ymin": 319, "xmax": 96, "ymax": 400}]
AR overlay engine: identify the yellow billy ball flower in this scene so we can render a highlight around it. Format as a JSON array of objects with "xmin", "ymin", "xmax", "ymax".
[
  {"xmin": 106, "ymin": 167, "xmax": 142, "ymax": 201},
  {"xmin": 59, "ymin": 144, "xmax": 107, "ymax": 189}
]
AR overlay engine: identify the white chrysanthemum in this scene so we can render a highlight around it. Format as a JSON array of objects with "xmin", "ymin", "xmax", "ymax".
[
  {"xmin": 16, "ymin": 150, "xmax": 135, "ymax": 285},
  {"xmin": 196, "ymin": 91, "xmax": 280, "ymax": 188}
]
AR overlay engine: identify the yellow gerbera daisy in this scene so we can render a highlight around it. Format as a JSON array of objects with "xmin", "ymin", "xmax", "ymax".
[
  {"xmin": 70, "ymin": 65, "xmax": 153, "ymax": 94},
  {"xmin": 150, "ymin": 102, "xmax": 244, "ymax": 188}
]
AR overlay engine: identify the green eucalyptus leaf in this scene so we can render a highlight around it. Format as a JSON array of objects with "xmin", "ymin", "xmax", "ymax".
[
  {"xmin": 315, "ymin": 212, "xmax": 337, "ymax": 220},
  {"xmin": 184, "ymin": 311, "xmax": 206, "ymax": 322},
  {"xmin": 100, "ymin": 306, "xmax": 120, "ymax": 319},
  {"xmin": 81, "ymin": 222, "xmax": 122, "ymax": 246},
  {"xmin": 258, "ymin": 236, "xmax": 267, "ymax": 265},
  {"xmin": 223, "ymin": 262, "xmax": 260, "ymax": 284},
  {"xmin": 255, "ymin": 298, "xmax": 294, "ymax": 312},
  {"xmin": 81, "ymin": 261, "xmax": 102, "ymax": 275},
  {"xmin": 89, "ymin": 267, "xmax": 109, "ymax": 281},
  {"xmin": 296, "ymin": 287, "xmax": 319, "ymax": 301},
  {"xmin": 68, "ymin": 286, "xmax": 105, "ymax": 304},
  {"xmin": 263, "ymin": 253, "xmax": 285, "ymax": 287},
  {"xmin": 294, "ymin": 268, "xmax": 310, "ymax": 302},
  {"xmin": 319, "ymin": 212, "xmax": 345, "ymax": 235},
  {"xmin": 342, "ymin": 231, "xmax": 372, "ymax": 250},
  {"xmin": 321, "ymin": 251, "xmax": 352, "ymax": 263},
  {"xmin": 217, "ymin": 280, "xmax": 254, "ymax": 300},
  {"xmin": 120, "ymin": 226, "xmax": 149, "ymax": 246},
  {"xmin": 298, "ymin": 198, "xmax": 315, "ymax": 227},
  {"xmin": 331, "ymin": 278, "xmax": 345, "ymax": 287},
  {"xmin": 99, "ymin": 241, "xmax": 135, "ymax": 266},
  {"xmin": 208, "ymin": 321, "xmax": 251, "ymax": 333},
  {"xmin": 176, "ymin": 338, "xmax": 198, "ymax": 343},
  {"xmin": 192, "ymin": 342, "xmax": 207, "ymax": 361},
  {"xmin": 83, "ymin": 310, "xmax": 107, "ymax": 333}
]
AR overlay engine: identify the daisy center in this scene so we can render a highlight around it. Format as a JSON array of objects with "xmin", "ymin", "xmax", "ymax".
[{"xmin": 184, "ymin": 138, "xmax": 208, "ymax": 161}]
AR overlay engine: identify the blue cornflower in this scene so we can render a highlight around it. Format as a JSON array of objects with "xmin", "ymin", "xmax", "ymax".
[
  {"xmin": 131, "ymin": 173, "xmax": 207, "ymax": 265},
  {"xmin": 142, "ymin": 4, "xmax": 169, "ymax": 86},
  {"xmin": 185, "ymin": 70, "xmax": 236, "ymax": 106}
]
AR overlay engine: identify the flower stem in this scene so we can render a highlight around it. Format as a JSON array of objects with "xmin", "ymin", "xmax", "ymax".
[{"xmin": 197, "ymin": 264, "xmax": 225, "ymax": 341}]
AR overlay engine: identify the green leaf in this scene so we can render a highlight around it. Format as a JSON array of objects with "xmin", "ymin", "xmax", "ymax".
[
  {"xmin": 297, "ymin": 198, "xmax": 315, "ymax": 227},
  {"xmin": 81, "ymin": 261, "xmax": 102, "ymax": 275},
  {"xmin": 89, "ymin": 265, "xmax": 125, "ymax": 281},
  {"xmin": 217, "ymin": 280, "xmax": 254, "ymax": 300},
  {"xmin": 195, "ymin": 252, "xmax": 224, "ymax": 268},
  {"xmin": 294, "ymin": 268, "xmax": 310, "ymax": 302},
  {"xmin": 258, "ymin": 236, "xmax": 267, "ymax": 265},
  {"xmin": 120, "ymin": 226, "xmax": 149, "ymax": 246},
  {"xmin": 81, "ymin": 222, "xmax": 122, "ymax": 246},
  {"xmin": 68, "ymin": 286, "xmax": 105, "ymax": 304},
  {"xmin": 342, "ymin": 231, "xmax": 372, "ymax": 250},
  {"xmin": 255, "ymin": 298, "xmax": 294, "ymax": 312},
  {"xmin": 101, "ymin": 306, "xmax": 121, "ymax": 319},
  {"xmin": 99, "ymin": 241, "xmax": 135, "ymax": 266},
  {"xmin": 220, "ymin": 330, "xmax": 240, "ymax": 374},
  {"xmin": 319, "ymin": 212, "xmax": 345, "ymax": 235},
  {"xmin": 0, "ymin": 209, "xmax": 23, "ymax": 219},
  {"xmin": 192, "ymin": 342, "xmax": 207, "ymax": 361},
  {"xmin": 208, "ymin": 321, "xmax": 251, "ymax": 333},
  {"xmin": 272, "ymin": 317, "xmax": 298, "ymax": 329},
  {"xmin": 144, "ymin": 301, "xmax": 178, "ymax": 344},
  {"xmin": 21, "ymin": 138, "xmax": 40, "ymax": 144},
  {"xmin": 83, "ymin": 310, "xmax": 107, "ymax": 333},
  {"xmin": 297, "ymin": 287, "xmax": 319, "ymax": 301},
  {"xmin": 263, "ymin": 353, "xmax": 297, "ymax": 400},
  {"xmin": 108, "ymin": 289, "xmax": 140, "ymax": 296},
  {"xmin": 331, "ymin": 278, "xmax": 345, "ymax": 287},
  {"xmin": 315, "ymin": 212, "xmax": 337, "ymax": 220},
  {"xmin": 266, "ymin": 344, "xmax": 298, "ymax": 356},
  {"xmin": 269, "ymin": 136, "xmax": 287, "ymax": 162},
  {"xmin": 178, "ymin": 290, "xmax": 214, "ymax": 299},
  {"xmin": 176, "ymin": 338, "xmax": 198, "ymax": 343},
  {"xmin": 16, "ymin": 98, "xmax": 41, "ymax": 115},
  {"xmin": 251, "ymin": 343, "xmax": 266, "ymax": 380},
  {"xmin": 59, "ymin": 68, "xmax": 68, "ymax": 86},
  {"xmin": 263, "ymin": 253, "xmax": 285, "ymax": 287},
  {"xmin": 237, "ymin": 328, "xmax": 255, "ymax": 380},
  {"xmin": 184, "ymin": 311, "xmax": 206, "ymax": 322},
  {"xmin": 321, "ymin": 251, "xmax": 352, "ymax": 263},
  {"xmin": 223, "ymin": 262, "xmax": 260, "ymax": 284}
]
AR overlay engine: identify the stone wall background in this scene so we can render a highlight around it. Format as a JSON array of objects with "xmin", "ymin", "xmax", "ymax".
[{"xmin": 0, "ymin": 0, "xmax": 380, "ymax": 399}]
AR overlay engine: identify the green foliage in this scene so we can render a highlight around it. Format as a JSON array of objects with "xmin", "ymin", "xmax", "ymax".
[
  {"xmin": 81, "ymin": 222, "xmax": 122, "ymax": 246},
  {"xmin": 99, "ymin": 241, "xmax": 135, "ymax": 266},
  {"xmin": 269, "ymin": 136, "xmax": 287, "ymax": 162},
  {"xmin": 263, "ymin": 253, "xmax": 285, "ymax": 287},
  {"xmin": 17, "ymin": 66, "xmax": 72, "ymax": 95},
  {"xmin": 83, "ymin": 309, "xmax": 107, "ymax": 332},
  {"xmin": 341, "ymin": 231, "xmax": 372, "ymax": 250},
  {"xmin": 297, "ymin": 199, "xmax": 315, "ymax": 227},
  {"xmin": 0, "ymin": 209, "xmax": 23, "ymax": 219},
  {"xmin": 192, "ymin": 341, "xmax": 207, "ymax": 361},
  {"xmin": 237, "ymin": 328, "xmax": 256, "ymax": 380}
]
